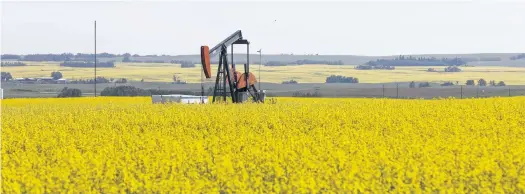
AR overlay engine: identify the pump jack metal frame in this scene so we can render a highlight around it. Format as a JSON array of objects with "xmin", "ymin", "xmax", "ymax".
[{"xmin": 202, "ymin": 30, "xmax": 262, "ymax": 103}]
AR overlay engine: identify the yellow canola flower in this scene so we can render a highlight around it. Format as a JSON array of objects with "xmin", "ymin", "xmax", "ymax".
[{"xmin": 1, "ymin": 97, "xmax": 525, "ymax": 193}]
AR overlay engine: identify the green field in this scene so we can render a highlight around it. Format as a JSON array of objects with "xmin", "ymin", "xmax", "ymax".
[{"xmin": 4, "ymin": 61, "xmax": 525, "ymax": 84}]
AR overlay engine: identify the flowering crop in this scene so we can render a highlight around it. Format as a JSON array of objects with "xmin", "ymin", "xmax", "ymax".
[{"xmin": 2, "ymin": 97, "xmax": 525, "ymax": 193}]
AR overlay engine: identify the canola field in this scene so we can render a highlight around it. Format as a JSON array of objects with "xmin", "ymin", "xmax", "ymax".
[{"xmin": 2, "ymin": 97, "xmax": 525, "ymax": 193}]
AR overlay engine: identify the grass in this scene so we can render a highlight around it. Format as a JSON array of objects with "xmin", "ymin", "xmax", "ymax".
[{"xmin": 3, "ymin": 61, "xmax": 525, "ymax": 84}]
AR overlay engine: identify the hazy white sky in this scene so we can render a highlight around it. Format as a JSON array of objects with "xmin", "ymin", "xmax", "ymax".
[{"xmin": 1, "ymin": 1, "xmax": 524, "ymax": 56}]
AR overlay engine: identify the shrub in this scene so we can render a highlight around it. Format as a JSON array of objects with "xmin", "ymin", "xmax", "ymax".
[
  {"xmin": 409, "ymin": 81, "xmax": 416, "ymax": 88},
  {"xmin": 466, "ymin": 80, "xmax": 475, "ymax": 86},
  {"xmin": 365, "ymin": 56, "xmax": 467, "ymax": 66},
  {"xmin": 418, "ymin": 82, "xmax": 431, "ymax": 88},
  {"xmin": 1, "ymin": 54, "xmax": 21, "ymax": 60},
  {"xmin": 57, "ymin": 87, "xmax": 82, "ymax": 98},
  {"xmin": 294, "ymin": 59, "xmax": 343, "ymax": 65},
  {"xmin": 292, "ymin": 91, "xmax": 322, "ymax": 97},
  {"xmin": 1, "ymin": 72, "xmax": 13, "ymax": 81},
  {"xmin": 510, "ymin": 53, "xmax": 525, "ymax": 60},
  {"xmin": 122, "ymin": 55, "xmax": 131, "ymax": 62},
  {"xmin": 440, "ymin": 82, "xmax": 455, "ymax": 86},
  {"xmin": 264, "ymin": 61, "xmax": 287, "ymax": 66},
  {"xmin": 325, "ymin": 75, "xmax": 358, "ymax": 83},
  {"xmin": 100, "ymin": 86, "xmax": 150, "ymax": 96},
  {"xmin": 60, "ymin": 61, "xmax": 115, "ymax": 68},
  {"xmin": 497, "ymin": 81, "xmax": 506, "ymax": 86},
  {"xmin": 180, "ymin": 61, "xmax": 196, "ymax": 68},
  {"xmin": 1, "ymin": 62, "xmax": 26, "ymax": 67},
  {"xmin": 355, "ymin": 65, "xmax": 394, "ymax": 70},
  {"xmin": 478, "ymin": 79, "xmax": 487, "ymax": 86},
  {"xmin": 444, "ymin": 66, "xmax": 462, "ymax": 72},
  {"xmin": 282, "ymin": 80, "xmax": 298, "ymax": 84},
  {"xmin": 68, "ymin": 77, "xmax": 120, "ymax": 84},
  {"xmin": 51, "ymin": 71, "xmax": 63, "ymax": 80}
]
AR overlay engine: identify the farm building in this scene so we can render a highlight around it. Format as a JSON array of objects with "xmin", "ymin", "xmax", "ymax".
[
  {"xmin": 14, "ymin": 78, "xmax": 37, "ymax": 84},
  {"xmin": 151, "ymin": 95, "xmax": 208, "ymax": 104},
  {"xmin": 57, "ymin": 79, "xmax": 68, "ymax": 84},
  {"xmin": 36, "ymin": 77, "xmax": 55, "ymax": 84}
]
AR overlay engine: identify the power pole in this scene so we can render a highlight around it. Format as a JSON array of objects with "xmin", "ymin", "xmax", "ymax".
[
  {"xmin": 382, "ymin": 84, "xmax": 385, "ymax": 98},
  {"xmin": 460, "ymin": 85, "xmax": 463, "ymax": 99},
  {"xmin": 94, "ymin": 20, "xmax": 97, "ymax": 97},
  {"xmin": 257, "ymin": 49, "xmax": 262, "ymax": 90},
  {"xmin": 396, "ymin": 83, "xmax": 399, "ymax": 98}
]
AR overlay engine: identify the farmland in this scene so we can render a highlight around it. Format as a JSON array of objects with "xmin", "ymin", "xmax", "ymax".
[
  {"xmin": 2, "ymin": 97, "xmax": 525, "ymax": 193},
  {"xmin": 3, "ymin": 61, "xmax": 525, "ymax": 84}
]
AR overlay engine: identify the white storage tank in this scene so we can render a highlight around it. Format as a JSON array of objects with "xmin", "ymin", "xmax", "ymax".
[{"xmin": 152, "ymin": 94, "xmax": 208, "ymax": 104}]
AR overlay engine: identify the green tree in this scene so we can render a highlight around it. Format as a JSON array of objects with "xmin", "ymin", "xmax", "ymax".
[
  {"xmin": 51, "ymin": 71, "xmax": 63, "ymax": 80},
  {"xmin": 409, "ymin": 81, "xmax": 416, "ymax": 88},
  {"xmin": 57, "ymin": 87, "xmax": 82, "ymax": 98},
  {"xmin": 418, "ymin": 82, "xmax": 431, "ymax": 88},
  {"xmin": 1, "ymin": 72, "xmax": 13, "ymax": 81},
  {"xmin": 466, "ymin": 80, "xmax": 475, "ymax": 86},
  {"xmin": 478, "ymin": 79, "xmax": 487, "ymax": 86},
  {"xmin": 122, "ymin": 53, "xmax": 132, "ymax": 62}
]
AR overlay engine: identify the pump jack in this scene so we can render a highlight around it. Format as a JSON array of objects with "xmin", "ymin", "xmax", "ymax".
[{"xmin": 200, "ymin": 30, "xmax": 264, "ymax": 103}]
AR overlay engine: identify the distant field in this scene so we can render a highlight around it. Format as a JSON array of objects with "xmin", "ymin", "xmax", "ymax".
[{"xmin": 4, "ymin": 61, "xmax": 525, "ymax": 84}]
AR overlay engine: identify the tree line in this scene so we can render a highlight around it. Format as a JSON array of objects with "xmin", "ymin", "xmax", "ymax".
[
  {"xmin": 100, "ymin": 86, "xmax": 196, "ymax": 96},
  {"xmin": 1, "ymin": 54, "xmax": 22, "ymax": 60},
  {"xmin": 510, "ymin": 54, "xmax": 525, "ymax": 60},
  {"xmin": 264, "ymin": 59, "xmax": 343, "ymax": 66},
  {"xmin": 292, "ymin": 91, "xmax": 322, "ymax": 97},
  {"xmin": 170, "ymin": 60, "xmax": 196, "ymax": 68},
  {"xmin": 295, "ymin": 59, "xmax": 343, "ymax": 65},
  {"xmin": 408, "ymin": 79, "xmax": 506, "ymax": 88},
  {"xmin": 282, "ymin": 80, "xmax": 298, "ymax": 84},
  {"xmin": 60, "ymin": 61, "xmax": 115, "ymax": 68},
  {"xmin": 1, "ymin": 62, "xmax": 26, "ymax": 67},
  {"xmin": 355, "ymin": 65, "xmax": 395, "ymax": 70},
  {"xmin": 68, "ymin": 77, "xmax": 127, "ymax": 84},
  {"xmin": 2, "ymin": 53, "xmax": 132, "ymax": 62},
  {"xmin": 365, "ymin": 56, "xmax": 467, "ymax": 66},
  {"xmin": 325, "ymin": 75, "xmax": 359, "ymax": 83},
  {"xmin": 466, "ymin": 79, "xmax": 506, "ymax": 87},
  {"xmin": 1, "ymin": 72, "xmax": 13, "ymax": 81}
]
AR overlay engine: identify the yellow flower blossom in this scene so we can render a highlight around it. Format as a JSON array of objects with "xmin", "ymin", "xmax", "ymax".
[{"xmin": 1, "ymin": 97, "xmax": 525, "ymax": 193}]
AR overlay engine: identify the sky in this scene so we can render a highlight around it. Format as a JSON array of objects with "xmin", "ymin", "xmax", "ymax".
[{"xmin": 1, "ymin": 0, "xmax": 524, "ymax": 56}]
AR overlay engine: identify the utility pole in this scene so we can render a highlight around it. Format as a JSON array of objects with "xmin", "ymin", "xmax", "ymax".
[
  {"xmin": 396, "ymin": 83, "xmax": 399, "ymax": 98},
  {"xmin": 476, "ymin": 86, "xmax": 479, "ymax": 98},
  {"xmin": 460, "ymin": 85, "xmax": 463, "ymax": 99},
  {"xmin": 94, "ymin": 20, "xmax": 97, "ymax": 97},
  {"xmin": 509, "ymin": 87, "xmax": 511, "ymax": 97},
  {"xmin": 257, "ymin": 49, "xmax": 262, "ymax": 90},
  {"xmin": 382, "ymin": 84, "xmax": 385, "ymax": 98}
]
